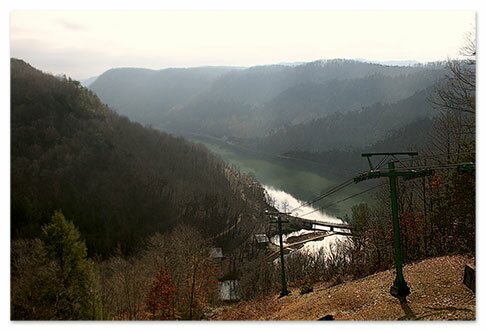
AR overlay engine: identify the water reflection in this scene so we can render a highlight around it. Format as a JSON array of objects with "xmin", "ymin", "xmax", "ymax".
[{"xmin": 264, "ymin": 185, "xmax": 349, "ymax": 255}]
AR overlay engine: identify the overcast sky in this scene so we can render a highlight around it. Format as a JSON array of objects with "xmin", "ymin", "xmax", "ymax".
[{"xmin": 10, "ymin": 10, "xmax": 475, "ymax": 80}]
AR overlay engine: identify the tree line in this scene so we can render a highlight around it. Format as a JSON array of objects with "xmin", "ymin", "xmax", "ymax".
[{"xmin": 11, "ymin": 211, "xmax": 219, "ymax": 320}]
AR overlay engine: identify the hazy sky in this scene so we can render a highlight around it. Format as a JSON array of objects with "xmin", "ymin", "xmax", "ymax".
[{"xmin": 10, "ymin": 10, "xmax": 475, "ymax": 80}]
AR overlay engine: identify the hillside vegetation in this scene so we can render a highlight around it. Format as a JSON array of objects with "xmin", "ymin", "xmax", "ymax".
[
  {"xmin": 10, "ymin": 45, "xmax": 475, "ymax": 320},
  {"xmin": 251, "ymin": 87, "xmax": 437, "ymax": 153},
  {"xmin": 89, "ymin": 60, "xmax": 444, "ymax": 140},
  {"xmin": 11, "ymin": 59, "xmax": 265, "ymax": 255},
  {"xmin": 212, "ymin": 255, "xmax": 475, "ymax": 320},
  {"xmin": 88, "ymin": 60, "xmax": 446, "ymax": 185},
  {"xmin": 89, "ymin": 66, "xmax": 235, "ymax": 124}
]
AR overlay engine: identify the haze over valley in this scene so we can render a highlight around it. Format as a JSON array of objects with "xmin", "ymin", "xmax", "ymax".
[{"xmin": 86, "ymin": 58, "xmax": 445, "ymax": 213}]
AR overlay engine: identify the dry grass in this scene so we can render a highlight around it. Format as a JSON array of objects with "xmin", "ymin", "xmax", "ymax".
[
  {"xmin": 211, "ymin": 296, "xmax": 281, "ymax": 320},
  {"xmin": 212, "ymin": 255, "xmax": 475, "ymax": 321}
]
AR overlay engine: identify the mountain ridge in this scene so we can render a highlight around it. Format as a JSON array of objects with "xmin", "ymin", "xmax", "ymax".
[{"xmin": 92, "ymin": 59, "xmax": 442, "ymax": 139}]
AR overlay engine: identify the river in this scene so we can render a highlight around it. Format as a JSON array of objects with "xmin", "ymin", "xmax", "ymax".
[
  {"xmin": 264, "ymin": 185, "xmax": 349, "ymax": 255},
  {"xmin": 187, "ymin": 133, "xmax": 374, "ymax": 219},
  {"xmin": 183, "ymin": 134, "xmax": 372, "ymax": 256}
]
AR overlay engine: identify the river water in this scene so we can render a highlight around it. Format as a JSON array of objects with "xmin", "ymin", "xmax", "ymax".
[
  {"xmin": 187, "ymin": 134, "xmax": 371, "ymax": 218},
  {"xmin": 264, "ymin": 185, "xmax": 349, "ymax": 256},
  {"xmin": 186, "ymin": 134, "xmax": 361, "ymax": 255}
]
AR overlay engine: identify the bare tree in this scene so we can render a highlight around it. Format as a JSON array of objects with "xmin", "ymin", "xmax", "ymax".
[
  {"xmin": 165, "ymin": 224, "xmax": 218, "ymax": 319},
  {"xmin": 431, "ymin": 31, "xmax": 476, "ymax": 162}
]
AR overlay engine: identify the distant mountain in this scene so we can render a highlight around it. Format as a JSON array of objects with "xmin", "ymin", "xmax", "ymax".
[
  {"xmin": 276, "ymin": 61, "xmax": 306, "ymax": 66},
  {"xmin": 80, "ymin": 75, "xmax": 98, "ymax": 87},
  {"xmin": 285, "ymin": 116, "xmax": 436, "ymax": 176},
  {"xmin": 160, "ymin": 60, "xmax": 443, "ymax": 138},
  {"xmin": 89, "ymin": 66, "xmax": 238, "ymax": 123},
  {"xmin": 250, "ymin": 87, "xmax": 437, "ymax": 153},
  {"xmin": 259, "ymin": 70, "xmax": 442, "ymax": 128},
  {"xmin": 175, "ymin": 59, "xmax": 436, "ymax": 107},
  {"xmin": 378, "ymin": 60, "xmax": 421, "ymax": 67},
  {"xmin": 368, "ymin": 116, "xmax": 435, "ymax": 152},
  {"xmin": 89, "ymin": 59, "xmax": 444, "ymax": 141},
  {"xmin": 11, "ymin": 59, "xmax": 265, "ymax": 255},
  {"xmin": 354, "ymin": 58, "xmax": 422, "ymax": 67}
]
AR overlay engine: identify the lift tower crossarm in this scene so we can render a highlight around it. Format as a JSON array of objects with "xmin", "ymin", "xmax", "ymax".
[
  {"xmin": 354, "ymin": 169, "xmax": 434, "ymax": 183},
  {"xmin": 362, "ymin": 152, "xmax": 418, "ymax": 171}
]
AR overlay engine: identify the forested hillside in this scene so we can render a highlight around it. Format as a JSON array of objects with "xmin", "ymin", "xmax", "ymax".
[
  {"xmin": 89, "ymin": 66, "xmax": 235, "ymax": 124},
  {"xmin": 251, "ymin": 87, "xmax": 437, "ymax": 153},
  {"xmin": 285, "ymin": 117, "xmax": 436, "ymax": 176},
  {"xmin": 89, "ymin": 60, "xmax": 444, "ymax": 139},
  {"xmin": 11, "ymin": 59, "xmax": 265, "ymax": 255},
  {"xmin": 262, "ymin": 71, "xmax": 440, "ymax": 126}
]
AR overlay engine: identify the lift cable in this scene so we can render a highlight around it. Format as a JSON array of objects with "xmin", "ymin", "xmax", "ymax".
[
  {"xmin": 296, "ymin": 182, "xmax": 385, "ymax": 218},
  {"xmin": 375, "ymin": 161, "xmax": 474, "ymax": 173},
  {"xmin": 288, "ymin": 178, "xmax": 355, "ymax": 214},
  {"xmin": 291, "ymin": 160, "xmax": 474, "ymax": 219}
]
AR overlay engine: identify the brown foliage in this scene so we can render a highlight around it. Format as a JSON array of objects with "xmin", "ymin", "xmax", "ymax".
[
  {"xmin": 99, "ymin": 224, "xmax": 219, "ymax": 320},
  {"xmin": 145, "ymin": 268, "xmax": 177, "ymax": 320}
]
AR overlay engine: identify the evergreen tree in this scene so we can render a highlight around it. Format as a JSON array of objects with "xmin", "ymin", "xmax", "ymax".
[{"xmin": 40, "ymin": 211, "xmax": 102, "ymax": 319}]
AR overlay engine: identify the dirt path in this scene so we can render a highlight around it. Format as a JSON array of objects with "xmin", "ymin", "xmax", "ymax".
[{"xmin": 212, "ymin": 255, "xmax": 475, "ymax": 320}]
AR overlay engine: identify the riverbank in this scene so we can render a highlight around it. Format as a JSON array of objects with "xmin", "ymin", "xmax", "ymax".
[{"xmin": 176, "ymin": 131, "xmax": 374, "ymax": 218}]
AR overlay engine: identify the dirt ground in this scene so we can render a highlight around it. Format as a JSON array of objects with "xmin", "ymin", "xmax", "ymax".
[{"xmin": 211, "ymin": 255, "xmax": 475, "ymax": 320}]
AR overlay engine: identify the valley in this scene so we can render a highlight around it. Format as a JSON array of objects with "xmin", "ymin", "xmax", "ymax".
[
  {"xmin": 182, "ymin": 132, "xmax": 375, "ymax": 218},
  {"xmin": 10, "ymin": 47, "xmax": 476, "ymax": 320}
]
